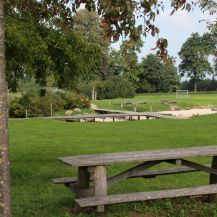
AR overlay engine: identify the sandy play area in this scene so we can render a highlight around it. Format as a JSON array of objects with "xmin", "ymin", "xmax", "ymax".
[{"xmin": 159, "ymin": 108, "xmax": 217, "ymax": 118}]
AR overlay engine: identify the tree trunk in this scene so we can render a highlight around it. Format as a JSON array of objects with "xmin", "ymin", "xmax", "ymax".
[
  {"xmin": 92, "ymin": 87, "xmax": 95, "ymax": 100},
  {"xmin": 194, "ymin": 79, "xmax": 197, "ymax": 92},
  {"xmin": 0, "ymin": 2, "xmax": 12, "ymax": 217}
]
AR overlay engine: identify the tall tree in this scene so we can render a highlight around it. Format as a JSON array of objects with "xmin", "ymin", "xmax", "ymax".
[
  {"xmin": 73, "ymin": 9, "xmax": 109, "ymax": 81},
  {"xmin": 137, "ymin": 54, "xmax": 179, "ymax": 93},
  {"xmin": 107, "ymin": 48, "xmax": 125, "ymax": 77},
  {"xmin": 179, "ymin": 32, "xmax": 213, "ymax": 92},
  {"xmin": 0, "ymin": 1, "xmax": 12, "ymax": 217},
  {"xmin": 120, "ymin": 39, "xmax": 143, "ymax": 83},
  {"xmin": 5, "ymin": 7, "xmax": 106, "ymax": 93}
]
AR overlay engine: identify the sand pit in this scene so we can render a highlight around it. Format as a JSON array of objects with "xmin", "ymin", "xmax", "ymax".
[{"xmin": 159, "ymin": 108, "xmax": 217, "ymax": 118}]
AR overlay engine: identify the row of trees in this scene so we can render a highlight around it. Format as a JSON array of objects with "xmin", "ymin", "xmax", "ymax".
[
  {"xmin": 2, "ymin": 0, "xmax": 216, "ymax": 98},
  {"xmin": 76, "ymin": 29, "xmax": 217, "ymax": 97},
  {"xmin": 6, "ymin": 7, "xmax": 180, "ymax": 97},
  {"xmin": 6, "ymin": 8, "xmax": 216, "ymax": 96}
]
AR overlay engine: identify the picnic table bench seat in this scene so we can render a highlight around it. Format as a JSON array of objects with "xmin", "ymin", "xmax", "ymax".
[
  {"xmin": 52, "ymin": 165, "xmax": 207, "ymax": 184},
  {"xmin": 53, "ymin": 145, "xmax": 217, "ymax": 212}
]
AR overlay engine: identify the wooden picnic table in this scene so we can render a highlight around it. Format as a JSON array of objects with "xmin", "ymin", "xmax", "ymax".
[{"xmin": 53, "ymin": 145, "xmax": 217, "ymax": 212}]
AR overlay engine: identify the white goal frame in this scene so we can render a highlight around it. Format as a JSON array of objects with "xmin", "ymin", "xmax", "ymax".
[{"xmin": 176, "ymin": 90, "xmax": 189, "ymax": 98}]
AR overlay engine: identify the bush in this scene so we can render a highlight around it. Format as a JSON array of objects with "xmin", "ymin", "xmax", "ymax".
[
  {"xmin": 136, "ymin": 80, "xmax": 156, "ymax": 93},
  {"xmin": 9, "ymin": 97, "xmax": 26, "ymax": 118},
  {"xmin": 76, "ymin": 82, "xmax": 92, "ymax": 98},
  {"xmin": 17, "ymin": 78, "xmax": 40, "ymax": 96},
  {"xmin": 9, "ymin": 91, "xmax": 90, "ymax": 118},
  {"xmin": 9, "ymin": 95, "xmax": 41, "ymax": 117},
  {"xmin": 97, "ymin": 77, "xmax": 136, "ymax": 99},
  {"xmin": 60, "ymin": 92, "xmax": 90, "ymax": 109}
]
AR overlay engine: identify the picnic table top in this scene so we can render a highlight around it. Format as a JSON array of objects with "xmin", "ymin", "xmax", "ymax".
[{"xmin": 58, "ymin": 145, "xmax": 217, "ymax": 167}]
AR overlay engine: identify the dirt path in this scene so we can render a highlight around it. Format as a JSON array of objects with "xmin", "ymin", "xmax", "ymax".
[{"xmin": 90, "ymin": 103, "xmax": 98, "ymax": 110}]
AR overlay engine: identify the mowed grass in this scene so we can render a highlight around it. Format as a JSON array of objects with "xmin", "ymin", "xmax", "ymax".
[
  {"xmin": 93, "ymin": 92, "xmax": 217, "ymax": 112},
  {"xmin": 10, "ymin": 115, "xmax": 217, "ymax": 217}
]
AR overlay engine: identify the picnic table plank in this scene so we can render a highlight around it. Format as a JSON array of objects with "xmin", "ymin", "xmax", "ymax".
[
  {"xmin": 75, "ymin": 184, "xmax": 217, "ymax": 207},
  {"xmin": 58, "ymin": 145, "xmax": 217, "ymax": 167},
  {"xmin": 52, "ymin": 177, "xmax": 77, "ymax": 184},
  {"xmin": 52, "ymin": 164, "xmax": 210, "ymax": 185},
  {"xmin": 210, "ymin": 156, "xmax": 217, "ymax": 202}
]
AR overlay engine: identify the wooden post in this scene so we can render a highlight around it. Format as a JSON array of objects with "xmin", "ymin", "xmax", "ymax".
[
  {"xmin": 92, "ymin": 87, "xmax": 95, "ymax": 100},
  {"xmin": 50, "ymin": 104, "xmax": 53, "ymax": 117},
  {"xmin": 93, "ymin": 166, "xmax": 107, "ymax": 212},
  {"xmin": 77, "ymin": 167, "xmax": 91, "ymax": 198},
  {"xmin": 25, "ymin": 109, "xmax": 28, "ymax": 118},
  {"xmin": 209, "ymin": 156, "xmax": 217, "ymax": 202}
]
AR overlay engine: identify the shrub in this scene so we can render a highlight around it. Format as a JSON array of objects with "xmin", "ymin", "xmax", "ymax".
[
  {"xmin": 9, "ymin": 97, "xmax": 26, "ymax": 118},
  {"xmin": 9, "ymin": 91, "xmax": 90, "ymax": 118},
  {"xmin": 97, "ymin": 77, "xmax": 136, "ymax": 99},
  {"xmin": 136, "ymin": 80, "xmax": 156, "ymax": 93},
  {"xmin": 17, "ymin": 78, "xmax": 40, "ymax": 96},
  {"xmin": 9, "ymin": 95, "xmax": 41, "ymax": 117},
  {"xmin": 76, "ymin": 82, "xmax": 92, "ymax": 98},
  {"xmin": 60, "ymin": 92, "xmax": 90, "ymax": 109}
]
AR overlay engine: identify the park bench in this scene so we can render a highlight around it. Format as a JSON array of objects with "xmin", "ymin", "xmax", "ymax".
[{"xmin": 53, "ymin": 145, "xmax": 217, "ymax": 212}]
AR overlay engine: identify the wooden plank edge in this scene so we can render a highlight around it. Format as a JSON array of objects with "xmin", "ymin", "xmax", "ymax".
[
  {"xmin": 75, "ymin": 184, "xmax": 217, "ymax": 207},
  {"xmin": 131, "ymin": 165, "xmax": 200, "ymax": 178},
  {"xmin": 52, "ymin": 177, "xmax": 77, "ymax": 184}
]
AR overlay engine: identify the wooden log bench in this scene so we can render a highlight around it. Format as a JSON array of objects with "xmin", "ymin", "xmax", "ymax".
[{"xmin": 53, "ymin": 145, "xmax": 217, "ymax": 212}]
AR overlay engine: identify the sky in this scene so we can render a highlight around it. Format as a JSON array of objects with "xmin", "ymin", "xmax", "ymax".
[{"xmin": 112, "ymin": 3, "xmax": 216, "ymax": 66}]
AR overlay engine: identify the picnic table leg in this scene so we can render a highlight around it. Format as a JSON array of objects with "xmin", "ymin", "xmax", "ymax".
[
  {"xmin": 209, "ymin": 156, "xmax": 217, "ymax": 202},
  {"xmin": 77, "ymin": 167, "xmax": 91, "ymax": 198},
  {"xmin": 93, "ymin": 166, "xmax": 107, "ymax": 212}
]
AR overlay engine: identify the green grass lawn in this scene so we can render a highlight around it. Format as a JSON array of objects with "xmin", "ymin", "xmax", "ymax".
[
  {"xmin": 92, "ymin": 92, "xmax": 217, "ymax": 112},
  {"xmin": 10, "ymin": 115, "xmax": 217, "ymax": 217}
]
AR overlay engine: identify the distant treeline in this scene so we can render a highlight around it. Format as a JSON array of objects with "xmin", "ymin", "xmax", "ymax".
[{"xmin": 181, "ymin": 79, "xmax": 217, "ymax": 92}]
